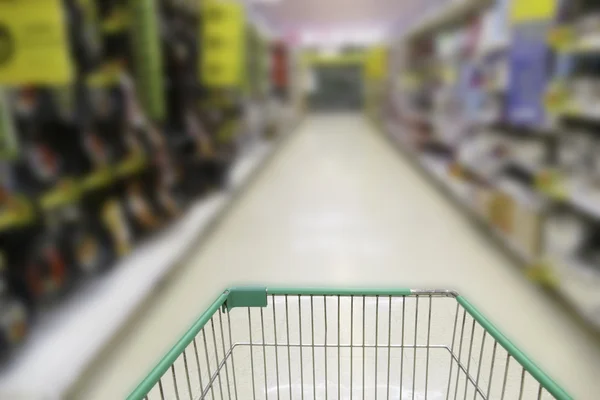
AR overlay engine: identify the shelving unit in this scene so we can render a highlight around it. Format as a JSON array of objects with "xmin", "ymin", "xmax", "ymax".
[
  {"xmin": 0, "ymin": 123, "xmax": 299, "ymax": 399},
  {"xmin": 0, "ymin": 0, "xmax": 306, "ymax": 396},
  {"xmin": 384, "ymin": 120, "xmax": 538, "ymax": 267},
  {"xmin": 379, "ymin": 0, "xmax": 600, "ymax": 332}
]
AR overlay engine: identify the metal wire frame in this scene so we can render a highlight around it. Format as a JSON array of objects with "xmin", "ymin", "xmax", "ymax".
[{"xmin": 127, "ymin": 288, "xmax": 571, "ymax": 400}]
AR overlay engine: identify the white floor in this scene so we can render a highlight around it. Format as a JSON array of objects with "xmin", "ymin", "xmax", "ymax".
[{"xmin": 72, "ymin": 114, "xmax": 600, "ymax": 400}]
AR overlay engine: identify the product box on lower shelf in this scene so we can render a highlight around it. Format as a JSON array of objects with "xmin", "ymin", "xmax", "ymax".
[
  {"xmin": 487, "ymin": 190, "xmax": 515, "ymax": 235},
  {"xmin": 474, "ymin": 185, "xmax": 495, "ymax": 219},
  {"xmin": 512, "ymin": 203, "xmax": 544, "ymax": 262}
]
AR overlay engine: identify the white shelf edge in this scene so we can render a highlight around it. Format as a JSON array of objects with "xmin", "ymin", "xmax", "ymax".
[
  {"xmin": 545, "ymin": 255, "xmax": 600, "ymax": 328},
  {"xmin": 567, "ymin": 186, "xmax": 600, "ymax": 220},
  {"xmin": 0, "ymin": 140, "xmax": 276, "ymax": 400},
  {"xmin": 573, "ymin": 31, "xmax": 600, "ymax": 53},
  {"xmin": 543, "ymin": 177, "xmax": 600, "ymax": 220},
  {"xmin": 561, "ymin": 106, "xmax": 600, "ymax": 123}
]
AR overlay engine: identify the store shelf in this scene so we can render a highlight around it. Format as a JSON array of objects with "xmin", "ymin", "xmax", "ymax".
[
  {"xmin": 384, "ymin": 122, "xmax": 536, "ymax": 260},
  {"xmin": 573, "ymin": 31, "xmax": 600, "ymax": 53},
  {"xmin": 420, "ymin": 157, "xmax": 474, "ymax": 205},
  {"xmin": 546, "ymin": 256, "xmax": 600, "ymax": 329},
  {"xmin": 384, "ymin": 121, "xmax": 537, "ymax": 266},
  {"xmin": 567, "ymin": 187, "xmax": 600, "ymax": 220},
  {"xmin": 489, "ymin": 224, "xmax": 536, "ymax": 265},
  {"xmin": 460, "ymin": 159, "xmax": 546, "ymax": 210},
  {"xmin": 542, "ymin": 178, "xmax": 600, "ymax": 220},
  {"xmin": 459, "ymin": 158, "xmax": 508, "ymax": 184},
  {"xmin": 497, "ymin": 180, "xmax": 546, "ymax": 211},
  {"xmin": 386, "ymin": 0, "xmax": 600, "ymax": 337},
  {"xmin": 385, "ymin": 117, "xmax": 600, "ymax": 333},
  {"xmin": 427, "ymin": 159, "xmax": 538, "ymax": 263},
  {"xmin": 508, "ymin": 158, "xmax": 544, "ymax": 176},
  {"xmin": 0, "ymin": 140, "xmax": 277, "ymax": 399},
  {"xmin": 561, "ymin": 105, "xmax": 600, "ymax": 125},
  {"xmin": 420, "ymin": 155, "xmax": 450, "ymax": 182}
]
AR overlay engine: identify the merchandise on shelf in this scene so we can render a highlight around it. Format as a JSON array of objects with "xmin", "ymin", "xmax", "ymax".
[
  {"xmin": 0, "ymin": 0, "xmax": 288, "ymax": 359},
  {"xmin": 380, "ymin": 0, "xmax": 600, "ymax": 330},
  {"xmin": 0, "ymin": 176, "xmax": 34, "ymax": 353}
]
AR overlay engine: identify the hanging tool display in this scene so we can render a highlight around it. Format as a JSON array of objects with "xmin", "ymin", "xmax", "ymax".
[{"xmin": 0, "ymin": 0, "xmax": 274, "ymax": 357}]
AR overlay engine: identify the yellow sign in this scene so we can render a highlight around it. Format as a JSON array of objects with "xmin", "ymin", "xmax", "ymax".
[
  {"xmin": 510, "ymin": 0, "xmax": 557, "ymax": 23},
  {"xmin": 0, "ymin": 0, "xmax": 73, "ymax": 85},
  {"xmin": 365, "ymin": 47, "xmax": 387, "ymax": 81},
  {"xmin": 302, "ymin": 53, "xmax": 365, "ymax": 66},
  {"xmin": 201, "ymin": 1, "xmax": 245, "ymax": 87}
]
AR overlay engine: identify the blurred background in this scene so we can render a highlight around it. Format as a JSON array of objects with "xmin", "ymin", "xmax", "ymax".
[{"xmin": 0, "ymin": 0, "xmax": 599, "ymax": 398}]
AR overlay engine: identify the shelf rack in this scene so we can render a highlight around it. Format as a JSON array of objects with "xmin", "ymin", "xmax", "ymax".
[{"xmin": 0, "ymin": 122, "xmax": 298, "ymax": 399}]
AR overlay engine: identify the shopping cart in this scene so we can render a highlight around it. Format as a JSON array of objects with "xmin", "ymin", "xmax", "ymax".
[{"xmin": 128, "ymin": 288, "xmax": 571, "ymax": 400}]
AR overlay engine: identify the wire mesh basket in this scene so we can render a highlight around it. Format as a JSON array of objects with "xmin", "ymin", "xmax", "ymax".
[{"xmin": 128, "ymin": 288, "xmax": 571, "ymax": 400}]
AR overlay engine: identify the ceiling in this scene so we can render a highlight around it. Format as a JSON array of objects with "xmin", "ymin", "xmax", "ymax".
[{"xmin": 248, "ymin": 0, "xmax": 433, "ymax": 36}]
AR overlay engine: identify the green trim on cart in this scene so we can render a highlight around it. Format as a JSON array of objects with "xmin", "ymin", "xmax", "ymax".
[
  {"xmin": 225, "ymin": 286, "xmax": 268, "ymax": 310},
  {"xmin": 457, "ymin": 296, "xmax": 572, "ymax": 400},
  {"xmin": 126, "ymin": 291, "xmax": 229, "ymax": 400}
]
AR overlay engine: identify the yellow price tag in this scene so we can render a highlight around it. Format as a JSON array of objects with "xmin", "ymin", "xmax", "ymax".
[
  {"xmin": 547, "ymin": 26, "xmax": 575, "ymax": 51},
  {"xmin": 535, "ymin": 169, "xmax": 567, "ymax": 200},
  {"xmin": 527, "ymin": 261, "xmax": 558, "ymax": 287},
  {"xmin": 544, "ymin": 83, "xmax": 570, "ymax": 112},
  {"xmin": 0, "ymin": 0, "xmax": 73, "ymax": 85}
]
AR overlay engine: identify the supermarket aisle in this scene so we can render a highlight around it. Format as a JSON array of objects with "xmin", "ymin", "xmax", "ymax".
[{"xmin": 73, "ymin": 114, "xmax": 599, "ymax": 399}]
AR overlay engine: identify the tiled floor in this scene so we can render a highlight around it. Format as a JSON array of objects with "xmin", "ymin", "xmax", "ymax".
[{"xmin": 72, "ymin": 114, "xmax": 599, "ymax": 399}]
